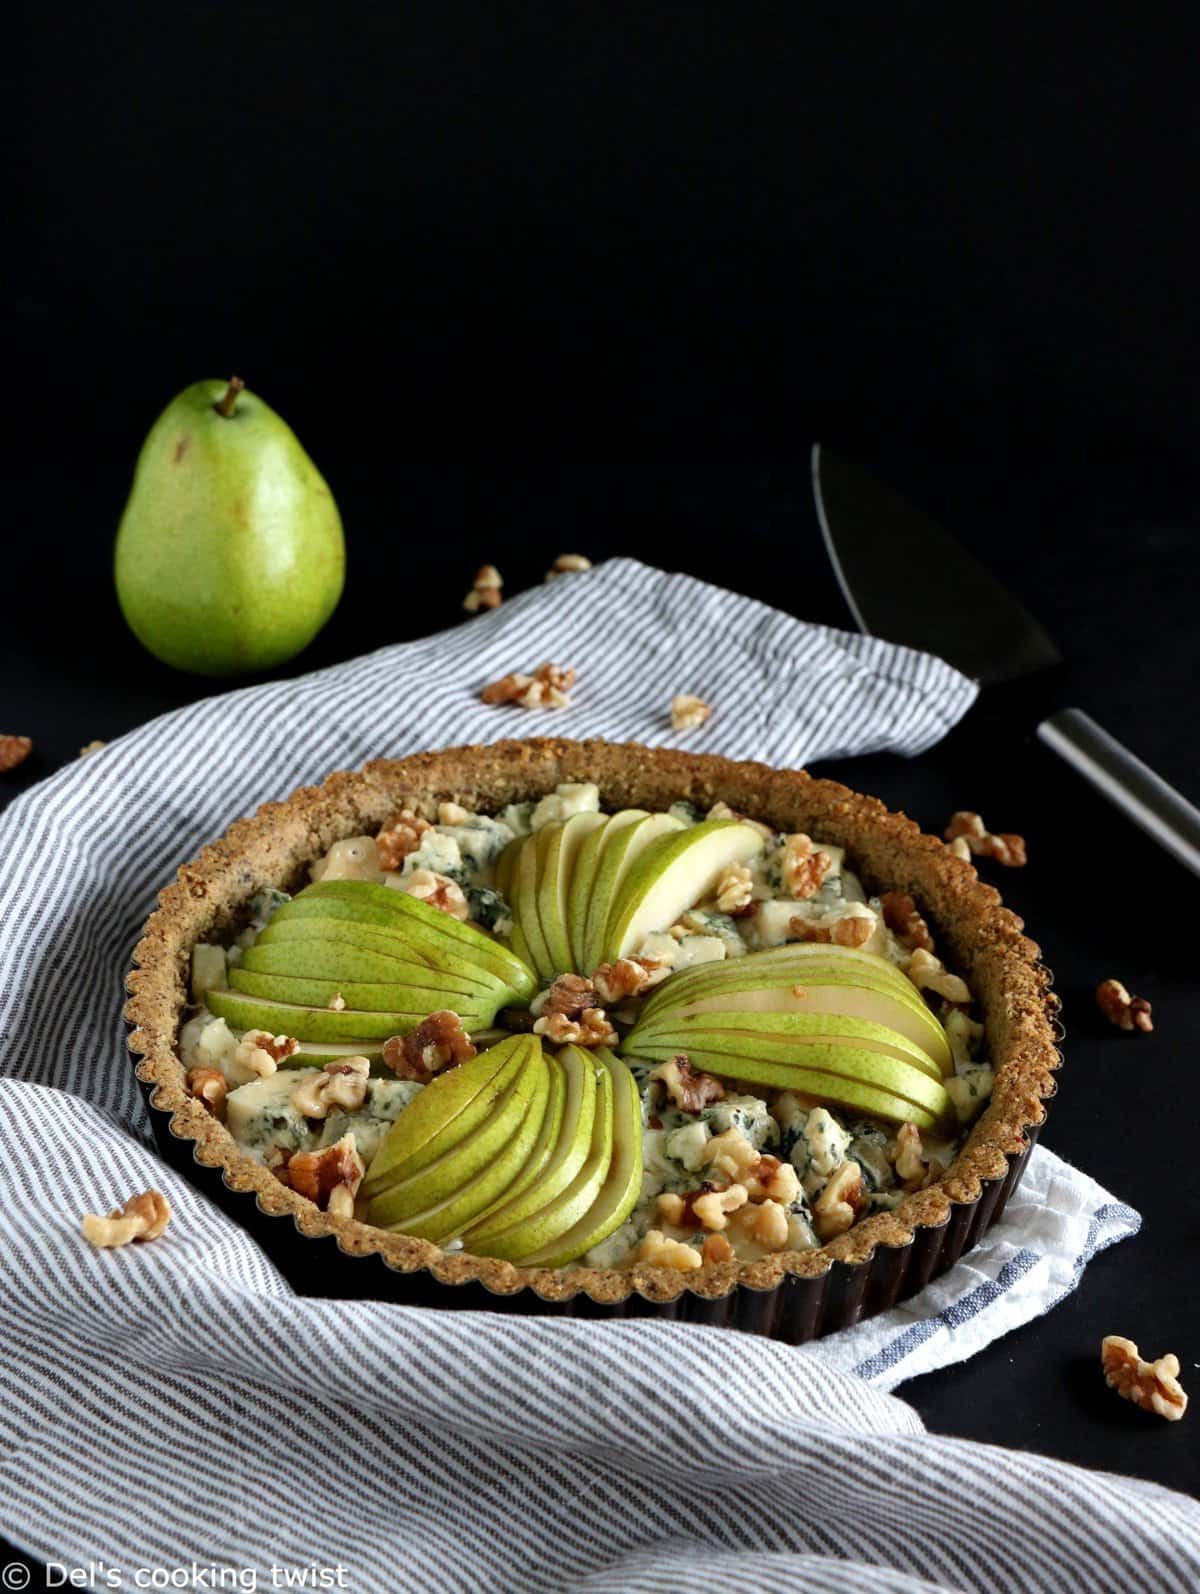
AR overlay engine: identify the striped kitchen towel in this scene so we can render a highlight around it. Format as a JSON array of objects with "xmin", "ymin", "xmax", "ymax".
[{"xmin": 0, "ymin": 558, "xmax": 1190, "ymax": 1592}]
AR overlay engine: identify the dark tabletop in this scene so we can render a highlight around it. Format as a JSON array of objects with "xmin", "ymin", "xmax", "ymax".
[{"xmin": 2, "ymin": 446, "xmax": 1197, "ymax": 1506}]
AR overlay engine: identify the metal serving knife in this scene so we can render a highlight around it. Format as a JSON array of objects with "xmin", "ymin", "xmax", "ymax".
[{"xmin": 812, "ymin": 443, "xmax": 1200, "ymax": 879}]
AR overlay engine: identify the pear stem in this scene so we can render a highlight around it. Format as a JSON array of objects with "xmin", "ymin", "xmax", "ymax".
[{"xmin": 215, "ymin": 376, "xmax": 245, "ymax": 418}]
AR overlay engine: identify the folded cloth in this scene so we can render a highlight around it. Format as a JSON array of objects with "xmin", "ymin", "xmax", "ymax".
[{"xmin": 1, "ymin": 559, "xmax": 1192, "ymax": 1590}]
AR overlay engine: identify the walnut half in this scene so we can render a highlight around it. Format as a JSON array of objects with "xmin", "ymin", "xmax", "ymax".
[
  {"xmin": 383, "ymin": 1011, "xmax": 476, "ymax": 1081},
  {"xmin": 649, "ymin": 1054, "xmax": 725, "ymax": 1113},
  {"xmin": 1096, "ymin": 979, "xmax": 1153, "ymax": 1034},
  {"xmin": 82, "ymin": 1190, "xmax": 172, "ymax": 1249},
  {"xmin": 1101, "ymin": 1335, "xmax": 1188, "ymax": 1421},
  {"xmin": 286, "ymin": 1134, "xmax": 365, "ymax": 1218}
]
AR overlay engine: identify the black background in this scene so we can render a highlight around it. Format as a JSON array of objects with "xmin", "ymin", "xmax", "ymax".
[{"xmin": 3, "ymin": 1, "xmax": 1198, "ymax": 1562}]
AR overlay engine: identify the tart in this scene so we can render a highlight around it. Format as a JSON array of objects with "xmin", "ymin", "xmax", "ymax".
[{"xmin": 125, "ymin": 739, "xmax": 1061, "ymax": 1340}]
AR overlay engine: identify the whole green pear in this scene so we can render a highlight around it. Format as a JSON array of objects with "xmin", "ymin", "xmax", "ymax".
[{"xmin": 114, "ymin": 378, "xmax": 345, "ymax": 674}]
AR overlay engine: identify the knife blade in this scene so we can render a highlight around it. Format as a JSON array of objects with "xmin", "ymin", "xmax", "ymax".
[{"xmin": 812, "ymin": 443, "xmax": 1200, "ymax": 879}]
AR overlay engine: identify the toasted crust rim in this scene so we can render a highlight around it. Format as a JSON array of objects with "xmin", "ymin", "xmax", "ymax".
[{"xmin": 124, "ymin": 737, "xmax": 1061, "ymax": 1307}]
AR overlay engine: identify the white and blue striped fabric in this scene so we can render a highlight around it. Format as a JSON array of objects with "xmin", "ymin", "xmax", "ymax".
[{"xmin": 0, "ymin": 559, "xmax": 1193, "ymax": 1591}]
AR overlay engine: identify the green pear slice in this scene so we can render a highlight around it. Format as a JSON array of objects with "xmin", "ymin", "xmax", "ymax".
[
  {"xmin": 638, "ymin": 968, "xmax": 951, "ymax": 1075},
  {"xmin": 516, "ymin": 831, "xmax": 555, "ymax": 981},
  {"xmin": 238, "ymin": 941, "xmax": 492, "ymax": 999},
  {"xmin": 300, "ymin": 881, "xmax": 535, "ymax": 999},
  {"xmin": 640, "ymin": 942, "xmax": 924, "ymax": 1017},
  {"xmin": 361, "ymin": 1036, "xmax": 533, "ymax": 1198},
  {"xmin": 289, "ymin": 1040, "xmax": 385, "ymax": 1066},
  {"xmin": 366, "ymin": 1043, "xmax": 547, "ymax": 1226},
  {"xmin": 259, "ymin": 918, "xmax": 491, "ymax": 982},
  {"xmin": 371, "ymin": 1050, "xmax": 552, "ymax": 1240},
  {"xmin": 518, "ymin": 1048, "xmax": 643, "ymax": 1268},
  {"xmin": 625, "ymin": 1009, "xmax": 941, "ymax": 1081},
  {"xmin": 582, "ymin": 810, "xmax": 684, "ymax": 973},
  {"xmin": 494, "ymin": 836, "xmax": 522, "ymax": 901},
  {"xmin": 482, "ymin": 1048, "xmax": 566, "ymax": 1212},
  {"xmin": 462, "ymin": 1043, "xmax": 598, "ymax": 1247},
  {"xmin": 624, "ymin": 1032, "xmax": 949, "ymax": 1125},
  {"xmin": 228, "ymin": 968, "xmax": 493, "ymax": 1024},
  {"xmin": 466, "ymin": 1048, "xmax": 614, "ymax": 1261},
  {"xmin": 566, "ymin": 812, "xmax": 623, "ymax": 969},
  {"xmin": 537, "ymin": 811, "xmax": 607, "ymax": 974},
  {"xmin": 600, "ymin": 820, "xmax": 766, "ymax": 964},
  {"xmin": 207, "ymin": 987, "xmax": 468, "ymax": 1042}
]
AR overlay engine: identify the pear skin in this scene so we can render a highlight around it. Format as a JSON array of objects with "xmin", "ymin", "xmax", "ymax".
[{"xmin": 115, "ymin": 378, "xmax": 344, "ymax": 675}]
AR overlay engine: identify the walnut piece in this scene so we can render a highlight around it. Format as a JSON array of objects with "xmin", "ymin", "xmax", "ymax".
[
  {"xmin": 734, "ymin": 1199, "xmax": 790, "ymax": 1251},
  {"xmin": 399, "ymin": 868, "xmax": 469, "ymax": 920},
  {"xmin": 185, "ymin": 1066, "xmax": 228, "ymax": 1121},
  {"xmin": 892, "ymin": 1122, "xmax": 927, "ymax": 1190},
  {"xmin": 541, "ymin": 972, "xmax": 600, "ymax": 1018},
  {"xmin": 1101, "ymin": 1336, "xmax": 1188, "ymax": 1421},
  {"xmin": 437, "ymin": 801, "xmax": 470, "ymax": 826},
  {"xmin": 947, "ymin": 835, "xmax": 973, "ymax": 863},
  {"xmin": 782, "ymin": 834, "xmax": 832, "ymax": 900},
  {"xmin": 78, "ymin": 740, "xmax": 107, "ymax": 757},
  {"xmin": 657, "ymin": 1183, "xmax": 749, "ymax": 1231},
  {"xmin": 0, "ymin": 735, "xmax": 32, "ymax": 773},
  {"xmin": 944, "ymin": 810, "xmax": 1028, "ymax": 868},
  {"xmin": 234, "ymin": 1029, "xmax": 300, "ymax": 1080},
  {"xmin": 375, "ymin": 809, "xmax": 432, "ymax": 870},
  {"xmin": 1096, "ymin": 978, "xmax": 1153, "ymax": 1034},
  {"xmin": 481, "ymin": 661, "xmax": 576, "ymax": 710},
  {"xmin": 788, "ymin": 911, "xmax": 875, "ymax": 949},
  {"xmin": 383, "ymin": 1011, "xmax": 476, "ymax": 1081},
  {"xmin": 634, "ymin": 1230, "xmax": 703, "ymax": 1271},
  {"xmin": 592, "ymin": 955, "xmax": 670, "ymax": 1004},
  {"xmin": 701, "ymin": 1233, "xmax": 735, "ymax": 1264},
  {"xmin": 670, "ymin": 693, "xmax": 712, "ymax": 732},
  {"xmin": 742, "ymin": 1153, "xmax": 800, "ymax": 1205},
  {"xmin": 879, "ymin": 891, "xmax": 935, "ymax": 953},
  {"xmin": 285, "ymin": 1134, "xmax": 365, "ymax": 1216},
  {"xmin": 462, "ymin": 563, "xmax": 503, "ymax": 613},
  {"xmin": 812, "ymin": 1162, "xmax": 865, "ymax": 1240},
  {"xmin": 328, "ymin": 992, "xmax": 346, "ymax": 1011},
  {"xmin": 534, "ymin": 1007, "xmax": 618, "ymax": 1047},
  {"xmin": 907, "ymin": 947, "xmax": 972, "ymax": 1005},
  {"xmin": 649, "ymin": 1054, "xmax": 726, "ymax": 1113},
  {"xmin": 715, "ymin": 861, "xmax": 754, "ymax": 914},
  {"xmin": 81, "ymin": 1190, "xmax": 172, "ymax": 1249},
  {"xmin": 291, "ymin": 1057, "xmax": 371, "ymax": 1119},
  {"xmin": 545, "ymin": 552, "xmax": 592, "ymax": 580},
  {"xmin": 701, "ymin": 1126, "xmax": 760, "ymax": 1184}
]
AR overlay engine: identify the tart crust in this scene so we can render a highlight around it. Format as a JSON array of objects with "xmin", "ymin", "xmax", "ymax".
[{"xmin": 125, "ymin": 739, "xmax": 1061, "ymax": 1309}]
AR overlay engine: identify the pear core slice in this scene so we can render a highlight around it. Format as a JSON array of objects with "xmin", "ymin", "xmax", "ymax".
[
  {"xmin": 600, "ymin": 820, "xmax": 766, "ymax": 963},
  {"xmin": 581, "ymin": 810, "xmax": 682, "ymax": 973},
  {"xmin": 519, "ymin": 1048, "xmax": 643, "ymax": 1267},
  {"xmin": 207, "ymin": 987, "xmax": 443, "ymax": 1042},
  {"xmin": 537, "ymin": 812, "xmax": 607, "ymax": 975}
]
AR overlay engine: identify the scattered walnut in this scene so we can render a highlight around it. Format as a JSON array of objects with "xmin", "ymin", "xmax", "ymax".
[
  {"xmin": 944, "ymin": 811, "xmax": 1027, "ymax": 868},
  {"xmin": 691, "ymin": 1184, "xmax": 749, "ymax": 1231},
  {"xmin": 81, "ymin": 1190, "xmax": 172, "ymax": 1249},
  {"xmin": 782, "ymin": 834, "xmax": 832, "ymax": 900},
  {"xmin": 0, "ymin": 735, "xmax": 32, "ymax": 773},
  {"xmin": 399, "ymin": 868, "xmax": 469, "ymax": 920},
  {"xmin": 592, "ymin": 955, "xmax": 671, "ymax": 1004},
  {"xmin": 462, "ymin": 563, "xmax": 503, "ymax": 613},
  {"xmin": 734, "ymin": 1199, "xmax": 791, "ymax": 1251},
  {"xmin": 715, "ymin": 861, "xmax": 754, "ymax": 914},
  {"xmin": 880, "ymin": 891, "xmax": 935, "ymax": 953},
  {"xmin": 649, "ymin": 1055, "xmax": 726, "ymax": 1113},
  {"xmin": 437, "ymin": 801, "xmax": 470, "ymax": 826},
  {"xmin": 375, "ymin": 809, "xmax": 432, "ymax": 870},
  {"xmin": 78, "ymin": 739, "xmax": 107, "ymax": 757},
  {"xmin": 1101, "ymin": 1336, "xmax": 1188, "ymax": 1422},
  {"xmin": 541, "ymin": 972, "xmax": 600, "ymax": 1019},
  {"xmin": 286, "ymin": 1134, "xmax": 365, "ymax": 1216},
  {"xmin": 534, "ymin": 1007, "xmax": 618, "ymax": 1047},
  {"xmin": 1096, "ymin": 979, "xmax": 1153, "ymax": 1034},
  {"xmin": 481, "ymin": 661, "xmax": 576, "ymax": 710},
  {"xmin": 383, "ymin": 1011, "xmax": 476, "ymax": 1081},
  {"xmin": 907, "ymin": 947, "xmax": 972, "ymax": 1005},
  {"xmin": 634, "ymin": 1229, "xmax": 703, "ymax": 1271},
  {"xmin": 670, "ymin": 693, "xmax": 712, "ymax": 732},
  {"xmin": 812, "ymin": 1162, "xmax": 866, "ymax": 1240},
  {"xmin": 545, "ymin": 552, "xmax": 592, "ymax": 580},
  {"xmin": 947, "ymin": 835, "xmax": 973, "ymax": 863},
  {"xmin": 788, "ymin": 911, "xmax": 875, "ymax": 949},
  {"xmin": 892, "ymin": 1123, "xmax": 927, "ymax": 1190},
  {"xmin": 701, "ymin": 1233, "xmax": 735, "ymax": 1264},
  {"xmin": 291, "ymin": 1057, "xmax": 372, "ymax": 1119},
  {"xmin": 185, "ymin": 1067, "xmax": 228, "ymax": 1121},
  {"xmin": 234, "ymin": 1030, "xmax": 299, "ymax": 1080},
  {"xmin": 328, "ymin": 992, "xmax": 346, "ymax": 1011},
  {"xmin": 700, "ymin": 1127, "xmax": 759, "ymax": 1184},
  {"xmin": 742, "ymin": 1154, "xmax": 800, "ymax": 1206}
]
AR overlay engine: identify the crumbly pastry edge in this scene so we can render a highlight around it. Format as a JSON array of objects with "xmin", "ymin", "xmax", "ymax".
[{"xmin": 124, "ymin": 737, "xmax": 1062, "ymax": 1308}]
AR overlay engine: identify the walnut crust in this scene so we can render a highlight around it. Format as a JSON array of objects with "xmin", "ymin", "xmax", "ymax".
[{"xmin": 125, "ymin": 738, "xmax": 1061, "ymax": 1308}]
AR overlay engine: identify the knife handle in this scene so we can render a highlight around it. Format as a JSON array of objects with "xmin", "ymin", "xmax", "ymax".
[{"xmin": 1037, "ymin": 707, "xmax": 1200, "ymax": 879}]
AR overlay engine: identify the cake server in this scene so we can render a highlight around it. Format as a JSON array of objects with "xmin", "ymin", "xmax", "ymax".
[{"xmin": 812, "ymin": 443, "xmax": 1200, "ymax": 879}]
